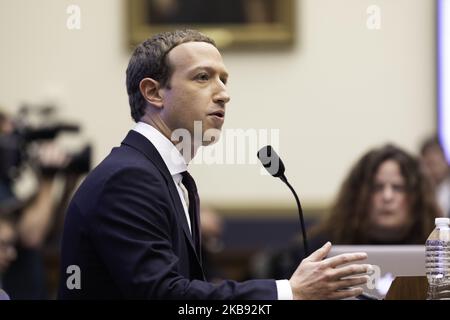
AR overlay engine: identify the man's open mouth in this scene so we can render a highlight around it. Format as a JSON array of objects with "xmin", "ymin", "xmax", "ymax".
[{"xmin": 209, "ymin": 111, "xmax": 225, "ymax": 118}]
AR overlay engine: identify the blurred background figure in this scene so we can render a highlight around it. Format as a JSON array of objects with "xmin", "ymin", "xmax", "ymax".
[
  {"xmin": 0, "ymin": 217, "xmax": 15, "ymax": 301},
  {"xmin": 200, "ymin": 206, "xmax": 226, "ymax": 282},
  {"xmin": 0, "ymin": 217, "xmax": 17, "ymax": 277},
  {"xmin": 420, "ymin": 136, "xmax": 450, "ymax": 217},
  {"xmin": 0, "ymin": 112, "xmax": 17, "ymax": 299},
  {"xmin": 0, "ymin": 288, "xmax": 10, "ymax": 300},
  {"xmin": 0, "ymin": 107, "xmax": 91, "ymax": 299},
  {"xmin": 254, "ymin": 144, "xmax": 441, "ymax": 279}
]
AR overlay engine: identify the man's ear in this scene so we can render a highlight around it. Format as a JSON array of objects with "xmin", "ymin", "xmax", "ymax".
[{"xmin": 139, "ymin": 78, "xmax": 163, "ymax": 108}]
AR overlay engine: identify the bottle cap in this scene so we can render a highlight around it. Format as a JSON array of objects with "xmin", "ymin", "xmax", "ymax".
[{"xmin": 435, "ymin": 217, "xmax": 450, "ymax": 226}]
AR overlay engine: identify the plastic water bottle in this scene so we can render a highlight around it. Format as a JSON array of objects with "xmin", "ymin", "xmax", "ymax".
[{"xmin": 425, "ymin": 217, "xmax": 450, "ymax": 299}]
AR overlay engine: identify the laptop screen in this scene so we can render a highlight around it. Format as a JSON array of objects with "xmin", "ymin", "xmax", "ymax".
[{"xmin": 328, "ymin": 245, "xmax": 425, "ymax": 299}]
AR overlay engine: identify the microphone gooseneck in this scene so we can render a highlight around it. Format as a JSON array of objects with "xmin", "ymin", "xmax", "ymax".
[
  {"xmin": 280, "ymin": 176, "xmax": 309, "ymax": 256},
  {"xmin": 257, "ymin": 146, "xmax": 309, "ymax": 257},
  {"xmin": 259, "ymin": 146, "xmax": 375, "ymax": 300}
]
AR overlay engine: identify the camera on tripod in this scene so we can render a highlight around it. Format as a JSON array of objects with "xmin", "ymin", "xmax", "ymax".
[{"xmin": 0, "ymin": 104, "xmax": 92, "ymax": 184}]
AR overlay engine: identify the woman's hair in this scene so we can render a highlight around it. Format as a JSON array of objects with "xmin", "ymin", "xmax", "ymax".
[{"xmin": 315, "ymin": 144, "xmax": 439, "ymax": 244}]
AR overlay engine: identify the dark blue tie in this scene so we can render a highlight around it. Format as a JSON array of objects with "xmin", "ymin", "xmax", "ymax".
[{"xmin": 181, "ymin": 171, "xmax": 201, "ymax": 260}]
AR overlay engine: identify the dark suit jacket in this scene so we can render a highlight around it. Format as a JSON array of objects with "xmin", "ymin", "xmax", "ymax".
[{"xmin": 58, "ymin": 130, "xmax": 277, "ymax": 299}]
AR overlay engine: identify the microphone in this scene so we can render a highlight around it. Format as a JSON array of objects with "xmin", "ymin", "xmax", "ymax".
[{"xmin": 257, "ymin": 145, "xmax": 309, "ymax": 256}]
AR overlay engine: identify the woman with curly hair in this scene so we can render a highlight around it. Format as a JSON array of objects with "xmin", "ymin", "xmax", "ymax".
[
  {"xmin": 322, "ymin": 144, "xmax": 439, "ymax": 244},
  {"xmin": 263, "ymin": 144, "xmax": 441, "ymax": 279}
]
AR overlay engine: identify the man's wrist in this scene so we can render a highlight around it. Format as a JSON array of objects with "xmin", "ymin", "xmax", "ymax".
[{"xmin": 276, "ymin": 279, "xmax": 293, "ymax": 300}]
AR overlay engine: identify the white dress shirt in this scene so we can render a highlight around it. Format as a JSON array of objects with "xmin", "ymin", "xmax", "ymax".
[{"xmin": 133, "ymin": 122, "xmax": 293, "ymax": 300}]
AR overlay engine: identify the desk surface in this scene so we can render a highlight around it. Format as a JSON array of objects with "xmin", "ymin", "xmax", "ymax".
[{"xmin": 385, "ymin": 276, "xmax": 428, "ymax": 300}]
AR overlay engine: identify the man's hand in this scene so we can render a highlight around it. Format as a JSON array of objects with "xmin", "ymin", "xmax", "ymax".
[
  {"xmin": 17, "ymin": 179, "xmax": 55, "ymax": 249},
  {"xmin": 289, "ymin": 242, "xmax": 370, "ymax": 300}
]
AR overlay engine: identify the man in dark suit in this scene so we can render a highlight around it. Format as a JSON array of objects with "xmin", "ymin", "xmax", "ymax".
[{"xmin": 58, "ymin": 29, "xmax": 369, "ymax": 299}]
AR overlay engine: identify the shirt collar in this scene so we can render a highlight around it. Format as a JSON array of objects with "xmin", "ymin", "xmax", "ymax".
[{"xmin": 133, "ymin": 122, "xmax": 187, "ymax": 177}]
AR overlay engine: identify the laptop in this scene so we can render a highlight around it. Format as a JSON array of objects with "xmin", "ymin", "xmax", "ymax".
[{"xmin": 327, "ymin": 245, "xmax": 425, "ymax": 300}]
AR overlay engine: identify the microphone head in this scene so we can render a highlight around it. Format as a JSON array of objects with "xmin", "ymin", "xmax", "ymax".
[{"xmin": 257, "ymin": 145, "xmax": 285, "ymax": 178}]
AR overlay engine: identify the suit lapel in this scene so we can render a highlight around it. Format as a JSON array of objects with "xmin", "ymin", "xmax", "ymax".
[{"xmin": 121, "ymin": 131, "xmax": 204, "ymax": 272}]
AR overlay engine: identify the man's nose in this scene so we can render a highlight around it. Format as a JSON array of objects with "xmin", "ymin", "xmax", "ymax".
[{"xmin": 213, "ymin": 83, "xmax": 230, "ymax": 106}]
